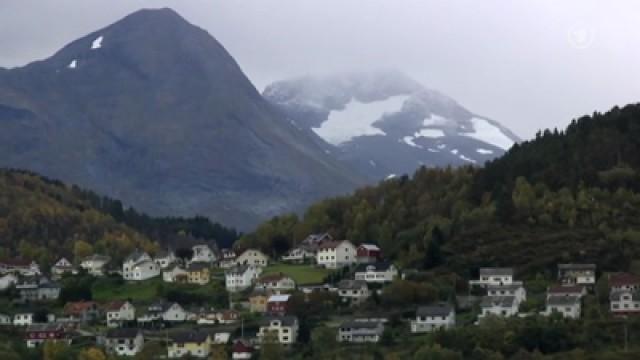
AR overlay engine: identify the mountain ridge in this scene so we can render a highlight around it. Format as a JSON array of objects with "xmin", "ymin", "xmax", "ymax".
[{"xmin": 0, "ymin": 8, "xmax": 365, "ymax": 230}]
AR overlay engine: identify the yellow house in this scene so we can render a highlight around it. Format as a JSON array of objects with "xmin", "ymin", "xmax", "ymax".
[
  {"xmin": 167, "ymin": 331, "xmax": 211, "ymax": 358},
  {"xmin": 186, "ymin": 262, "xmax": 211, "ymax": 285},
  {"xmin": 249, "ymin": 290, "xmax": 270, "ymax": 313}
]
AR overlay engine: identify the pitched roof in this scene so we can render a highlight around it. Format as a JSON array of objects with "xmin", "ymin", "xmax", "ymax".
[
  {"xmin": 547, "ymin": 295, "xmax": 581, "ymax": 306},
  {"xmin": 416, "ymin": 303, "xmax": 454, "ymax": 317},
  {"xmin": 354, "ymin": 261, "xmax": 394, "ymax": 273},
  {"xmin": 103, "ymin": 300, "xmax": 129, "ymax": 311},
  {"xmin": 257, "ymin": 273, "xmax": 292, "ymax": 284},
  {"xmin": 0, "ymin": 258, "xmax": 34, "ymax": 267},
  {"xmin": 232, "ymin": 339, "xmax": 254, "ymax": 353},
  {"xmin": 63, "ymin": 301, "xmax": 97, "ymax": 315},
  {"xmin": 124, "ymin": 250, "xmax": 148, "ymax": 264},
  {"xmin": 170, "ymin": 331, "xmax": 210, "ymax": 344},
  {"xmin": 558, "ymin": 263, "xmax": 596, "ymax": 271},
  {"xmin": 339, "ymin": 320, "xmax": 383, "ymax": 329},
  {"xmin": 487, "ymin": 283, "xmax": 524, "ymax": 292},
  {"xmin": 107, "ymin": 328, "xmax": 141, "ymax": 339},
  {"xmin": 609, "ymin": 272, "xmax": 640, "ymax": 288},
  {"xmin": 187, "ymin": 262, "xmax": 210, "ymax": 271},
  {"xmin": 337, "ymin": 279, "xmax": 368, "ymax": 290},
  {"xmin": 260, "ymin": 315, "xmax": 298, "ymax": 327},
  {"xmin": 479, "ymin": 268, "xmax": 513, "ymax": 276},
  {"xmin": 82, "ymin": 254, "xmax": 110, "ymax": 263},
  {"xmin": 358, "ymin": 244, "xmax": 380, "ymax": 251}
]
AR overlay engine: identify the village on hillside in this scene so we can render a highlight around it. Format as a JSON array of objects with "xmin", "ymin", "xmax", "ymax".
[{"xmin": 0, "ymin": 232, "xmax": 637, "ymax": 358}]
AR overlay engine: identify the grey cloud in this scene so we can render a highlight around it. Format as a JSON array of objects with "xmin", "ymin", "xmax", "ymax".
[{"xmin": 1, "ymin": 0, "xmax": 639, "ymax": 138}]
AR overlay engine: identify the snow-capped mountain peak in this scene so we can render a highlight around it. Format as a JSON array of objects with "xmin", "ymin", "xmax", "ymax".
[{"xmin": 264, "ymin": 70, "xmax": 520, "ymax": 180}]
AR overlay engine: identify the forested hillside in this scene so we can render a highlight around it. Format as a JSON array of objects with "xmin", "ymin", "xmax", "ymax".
[
  {"xmin": 0, "ymin": 170, "xmax": 238, "ymax": 268},
  {"xmin": 239, "ymin": 104, "xmax": 640, "ymax": 277}
]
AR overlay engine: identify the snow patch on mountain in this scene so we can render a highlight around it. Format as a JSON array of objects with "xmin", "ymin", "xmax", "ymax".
[
  {"xmin": 462, "ymin": 117, "xmax": 514, "ymax": 150},
  {"xmin": 91, "ymin": 36, "xmax": 103, "ymax": 49},
  {"xmin": 459, "ymin": 154, "xmax": 476, "ymax": 163},
  {"xmin": 402, "ymin": 136, "xmax": 421, "ymax": 148},
  {"xmin": 313, "ymin": 95, "xmax": 409, "ymax": 145},
  {"xmin": 68, "ymin": 60, "xmax": 77, "ymax": 69},
  {"xmin": 476, "ymin": 148, "xmax": 494, "ymax": 155}
]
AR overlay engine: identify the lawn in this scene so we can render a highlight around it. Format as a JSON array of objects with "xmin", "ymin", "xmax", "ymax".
[
  {"xmin": 92, "ymin": 276, "xmax": 227, "ymax": 307},
  {"xmin": 92, "ymin": 277, "xmax": 163, "ymax": 302},
  {"xmin": 262, "ymin": 263, "xmax": 331, "ymax": 285}
]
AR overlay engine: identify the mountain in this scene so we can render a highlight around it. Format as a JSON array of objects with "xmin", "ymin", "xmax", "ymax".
[
  {"xmin": 263, "ymin": 70, "xmax": 520, "ymax": 179},
  {"xmin": 239, "ymin": 103, "xmax": 640, "ymax": 276},
  {"xmin": 0, "ymin": 8, "xmax": 364, "ymax": 230}
]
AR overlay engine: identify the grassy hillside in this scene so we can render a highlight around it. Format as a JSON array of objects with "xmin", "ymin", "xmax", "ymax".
[{"xmin": 238, "ymin": 104, "xmax": 640, "ymax": 278}]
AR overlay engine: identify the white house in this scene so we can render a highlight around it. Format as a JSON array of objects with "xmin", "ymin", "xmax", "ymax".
[
  {"xmin": 219, "ymin": 249, "xmax": 237, "ymax": 268},
  {"xmin": 469, "ymin": 268, "xmax": 514, "ymax": 288},
  {"xmin": 105, "ymin": 328, "xmax": 144, "ymax": 356},
  {"xmin": 80, "ymin": 254, "xmax": 111, "ymax": 276},
  {"xmin": 0, "ymin": 259, "xmax": 40, "ymax": 276},
  {"xmin": 154, "ymin": 250, "xmax": 176, "ymax": 269},
  {"xmin": 162, "ymin": 302, "xmax": 188, "ymax": 322},
  {"xmin": 479, "ymin": 296, "xmax": 519, "ymax": 318},
  {"xmin": 487, "ymin": 283, "xmax": 527, "ymax": 306},
  {"xmin": 123, "ymin": 251, "xmax": 160, "ymax": 281},
  {"xmin": 281, "ymin": 247, "xmax": 316, "ymax": 263},
  {"xmin": 255, "ymin": 273, "xmax": 296, "ymax": 292},
  {"xmin": 0, "ymin": 313, "xmax": 11, "ymax": 325},
  {"xmin": 51, "ymin": 258, "xmax": 76, "ymax": 278},
  {"xmin": 13, "ymin": 312, "xmax": 34, "ymax": 326},
  {"xmin": 192, "ymin": 244, "xmax": 217, "ymax": 264},
  {"xmin": 337, "ymin": 320, "xmax": 384, "ymax": 343},
  {"xmin": 235, "ymin": 249, "xmax": 269, "ymax": 267},
  {"xmin": 105, "ymin": 301, "xmax": 136, "ymax": 328},
  {"xmin": 258, "ymin": 316, "xmax": 299, "ymax": 345},
  {"xmin": 545, "ymin": 295, "xmax": 581, "ymax": 319},
  {"xmin": 337, "ymin": 280, "xmax": 370, "ymax": 305},
  {"xmin": 225, "ymin": 265, "xmax": 262, "ymax": 292},
  {"xmin": 354, "ymin": 262, "xmax": 398, "ymax": 283},
  {"xmin": 610, "ymin": 289, "xmax": 640, "ymax": 315},
  {"xmin": 411, "ymin": 303, "xmax": 455, "ymax": 333},
  {"xmin": 557, "ymin": 264, "xmax": 596, "ymax": 287},
  {"xmin": 317, "ymin": 240, "xmax": 357, "ymax": 269},
  {"xmin": 163, "ymin": 264, "xmax": 188, "ymax": 283},
  {"xmin": 0, "ymin": 273, "xmax": 17, "ymax": 291}
]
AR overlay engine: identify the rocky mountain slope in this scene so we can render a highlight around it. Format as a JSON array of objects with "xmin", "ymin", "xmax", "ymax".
[
  {"xmin": 264, "ymin": 71, "xmax": 520, "ymax": 179},
  {"xmin": 0, "ymin": 8, "xmax": 364, "ymax": 230}
]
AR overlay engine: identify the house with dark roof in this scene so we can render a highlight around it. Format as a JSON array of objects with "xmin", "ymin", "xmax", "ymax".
[
  {"xmin": 51, "ymin": 257, "xmax": 76, "ymax": 279},
  {"xmin": 255, "ymin": 273, "xmax": 296, "ymax": 292},
  {"xmin": 337, "ymin": 320, "xmax": 385, "ymax": 343},
  {"xmin": 547, "ymin": 285, "xmax": 587, "ymax": 299},
  {"xmin": 232, "ymin": 339, "xmax": 254, "ymax": 359},
  {"xmin": 609, "ymin": 272, "xmax": 640, "ymax": 292},
  {"xmin": 0, "ymin": 259, "xmax": 40, "ymax": 276},
  {"xmin": 410, "ymin": 303, "xmax": 455, "ymax": 333},
  {"xmin": 24, "ymin": 324, "xmax": 69, "ymax": 348},
  {"xmin": 354, "ymin": 261, "xmax": 398, "ymax": 283},
  {"xmin": 610, "ymin": 289, "xmax": 640, "ymax": 316},
  {"xmin": 186, "ymin": 262, "xmax": 211, "ymax": 285},
  {"xmin": 258, "ymin": 316, "xmax": 299, "ymax": 345},
  {"xmin": 154, "ymin": 249, "xmax": 176, "ymax": 269},
  {"xmin": 105, "ymin": 328, "xmax": 144, "ymax": 356},
  {"xmin": 487, "ymin": 283, "xmax": 526, "ymax": 305},
  {"xmin": 167, "ymin": 331, "xmax": 211, "ymax": 358},
  {"xmin": 356, "ymin": 244, "xmax": 382, "ymax": 263},
  {"xmin": 16, "ymin": 277, "xmax": 61, "ymax": 302},
  {"xmin": 545, "ymin": 295, "xmax": 581, "ymax": 319},
  {"xmin": 557, "ymin": 263, "xmax": 596, "ymax": 287},
  {"xmin": 479, "ymin": 296, "xmax": 518, "ymax": 318},
  {"xmin": 337, "ymin": 280, "xmax": 370, "ymax": 305}
]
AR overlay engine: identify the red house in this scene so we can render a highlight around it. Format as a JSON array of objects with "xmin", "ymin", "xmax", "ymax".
[
  {"xmin": 24, "ymin": 324, "xmax": 69, "ymax": 348},
  {"xmin": 267, "ymin": 294, "xmax": 291, "ymax": 316},
  {"xmin": 356, "ymin": 244, "xmax": 381, "ymax": 264}
]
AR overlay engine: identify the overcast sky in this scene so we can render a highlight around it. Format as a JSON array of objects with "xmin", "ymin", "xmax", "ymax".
[{"xmin": 1, "ymin": 0, "xmax": 639, "ymax": 138}]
